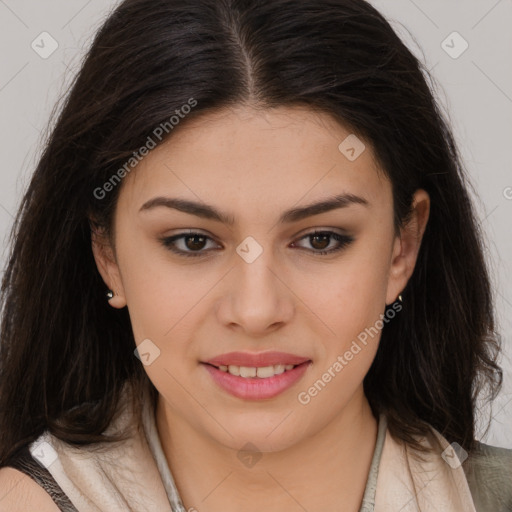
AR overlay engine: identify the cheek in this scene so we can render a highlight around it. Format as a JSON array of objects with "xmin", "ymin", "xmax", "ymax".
[
  {"xmin": 303, "ymin": 239, "xmax": 392, "ymax": 394},
  {"xmin": 328, "ymin": 247, "xmax": 391, "ymax": 334},
  {"xmin": 115, "ymin": 232, "xmax": 194, "ymax": 342},
  {"xmin": 296, "ymin": 258, "xmax": 390, "ymax": 415}
]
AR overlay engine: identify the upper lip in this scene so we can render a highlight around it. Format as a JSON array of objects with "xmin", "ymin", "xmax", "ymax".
[{"xmin": 204, "ymin": 351, "xmax": 311, "ymax": 368}]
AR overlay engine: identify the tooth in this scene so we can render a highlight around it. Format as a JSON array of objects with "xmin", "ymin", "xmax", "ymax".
[
  {"xmin": 273, "ymin": 364, "xmax": 285, "ymax": 375},
  {"xmin": 256, "ymin": 366, "xmax": 275, "ymax": 378},
  {"xmin": 240, "ymin": 366, "xmax": 257, "ymax": 378},
  {"xmin": 222, "ymin": 363, "xmax": 298, "ymax": 378},
  {"xmin": 228, "ymin": 365, "xmax": 240, "ymax": 376}
]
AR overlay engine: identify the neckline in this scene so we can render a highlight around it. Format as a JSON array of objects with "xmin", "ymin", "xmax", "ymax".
[{"xmin": 141, "ymin": 391, "xmax": 387, "ymax": 512}]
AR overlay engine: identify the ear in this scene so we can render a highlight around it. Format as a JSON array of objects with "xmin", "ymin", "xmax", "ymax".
[
  {"xmin": 90, "ymin": 220, "xmax": 127, "ymax": 309},
  {"xmin": 385, "ymin": 189, "xmax": 430, "ymax": 305}
]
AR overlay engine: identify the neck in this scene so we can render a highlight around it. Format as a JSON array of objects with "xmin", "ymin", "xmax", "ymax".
[{"xmin": 156, "ymin": 387, "xmax": 378, "ymax": 512}]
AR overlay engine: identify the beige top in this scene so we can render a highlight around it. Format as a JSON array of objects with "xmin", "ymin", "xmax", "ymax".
[{"xmin": 19, "ymin": 381, "xmax": 511, "ymax": 511}]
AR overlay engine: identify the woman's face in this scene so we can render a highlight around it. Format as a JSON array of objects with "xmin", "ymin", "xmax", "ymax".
[{"xmin": 93, "ymin": 105, "xmax": 428, "ymax": 452}]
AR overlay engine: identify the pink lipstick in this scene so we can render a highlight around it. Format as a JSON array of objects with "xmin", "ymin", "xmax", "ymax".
[{"xmin": 202, "ymin": 351, "xmax": 312, "ymax": 400}]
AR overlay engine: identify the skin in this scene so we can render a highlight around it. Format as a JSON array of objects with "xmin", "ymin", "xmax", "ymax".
[{"xmin": 92, "ymin": 104, "xmax": 430, "ymax": 512}]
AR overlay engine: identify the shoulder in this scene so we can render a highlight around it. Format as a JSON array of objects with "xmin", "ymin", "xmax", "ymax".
[
  {"xmin": 0, "ymin": 442, "xmax": 77, "ymax": 512},
  {"xmin": 463, "ymin": 441, "xmax": 512, "ymax": 512},
  {"xmin": 0, "ymin": 466, "xmax": 60, "ymax": 512},
  {"xmin": 465, "ymin": 441, "xmax": 512, "ymax": 481}
]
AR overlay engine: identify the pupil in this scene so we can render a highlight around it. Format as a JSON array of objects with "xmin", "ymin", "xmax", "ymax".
[
  {"xmin": 311, "ymin": 234, "xmax": 329, "ymax": 250},
  {"xmin": 186, "ymin": 235, "xmax": 206, "ymax": 251}
]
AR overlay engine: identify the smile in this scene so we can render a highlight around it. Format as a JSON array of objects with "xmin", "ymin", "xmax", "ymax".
[{"xmin": 202, "ymin": 360, "xmax": 311, "ymax": 400}]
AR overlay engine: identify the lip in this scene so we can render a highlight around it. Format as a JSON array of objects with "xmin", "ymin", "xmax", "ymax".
[
  {"xmin": 204, "ymin": 351, "xmax": 310, "ymax": 367},
  {"xmin": 202, "ymin": 360, "xmax": 311, "ymax": 400}
]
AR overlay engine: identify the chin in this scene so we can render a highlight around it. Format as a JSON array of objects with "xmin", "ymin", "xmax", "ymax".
[{"xmin": 202, "ymin": 410, "xmax": 310, "ymax": 453}]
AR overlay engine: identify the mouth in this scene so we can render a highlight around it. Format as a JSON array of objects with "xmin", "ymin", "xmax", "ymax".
[{"xmin": 201, "ymin": 359, "xmax": 312, "ymax": 400}]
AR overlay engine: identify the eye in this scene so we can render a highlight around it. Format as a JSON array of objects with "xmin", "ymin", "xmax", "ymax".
[
  {"xmin": 160, "ymin": 231, "xmax": 221, "ymax": 258},
  {"xmin": 290, "ymin": 230, "xmax": 354, "ymax": 255},
  {"xmin": 160, "ymin": 229, "xmax": 354, "ymax": 258}
]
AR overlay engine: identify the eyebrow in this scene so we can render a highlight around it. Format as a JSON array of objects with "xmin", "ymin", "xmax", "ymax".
[{"xmin": 139, "ymin": 193, "xmax": 369, "ymax": 225}]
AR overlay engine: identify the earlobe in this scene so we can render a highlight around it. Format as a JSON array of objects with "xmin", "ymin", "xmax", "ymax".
[
  {"xmin": 105, "ymin": 288, "xmax": 127, "ymax": 309},
  {"xmin": 385, "ymin": 189, "xmax": 430, "ymax": 305},
  {"xmin": 90, "ymin": 221, "xmax": 127, "ymax": 309}
]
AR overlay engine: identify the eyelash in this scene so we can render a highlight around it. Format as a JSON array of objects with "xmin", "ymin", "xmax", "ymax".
[{"xmin": 159, "ymin": 230, "xmax": 354, "ymax": 258}]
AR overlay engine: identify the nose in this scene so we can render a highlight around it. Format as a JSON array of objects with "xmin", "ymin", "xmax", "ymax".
[{"xmin": 215, "ymin": 243, "xmax": 295, "ymax": 336}]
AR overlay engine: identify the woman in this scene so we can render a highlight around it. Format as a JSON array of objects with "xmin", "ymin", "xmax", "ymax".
[{"xmin": 0, "ymin": 0, "xmax": 510, "ymax": 511}]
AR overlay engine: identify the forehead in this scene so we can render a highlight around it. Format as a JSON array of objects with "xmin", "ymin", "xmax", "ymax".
[{"xmin": 117, "ymin": 104, "xmax": 390, "ymax": 218}]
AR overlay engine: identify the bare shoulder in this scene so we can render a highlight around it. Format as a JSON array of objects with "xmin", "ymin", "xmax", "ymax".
[{"xmin": 0, "ymin": 467, "xmax": 60, "ymax": 512}]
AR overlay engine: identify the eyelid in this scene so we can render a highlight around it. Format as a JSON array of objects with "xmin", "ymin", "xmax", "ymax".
[
  {"xmin": 290, "ymin": 230, "xmax": 354, "ymax": 255},
  {"xmin": 159, "ymin": 230, "xmax": 221, "ymax": 258}
]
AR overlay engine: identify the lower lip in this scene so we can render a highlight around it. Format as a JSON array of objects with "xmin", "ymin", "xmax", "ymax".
[{"xmin": 202, "ymin": 362, "xmax": 311, "ymax": 400}]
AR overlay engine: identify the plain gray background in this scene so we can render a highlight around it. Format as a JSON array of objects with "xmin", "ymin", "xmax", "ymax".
[{"xmin": 0, "ymin": 0, "xmax": 511, "ymax": 448}]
